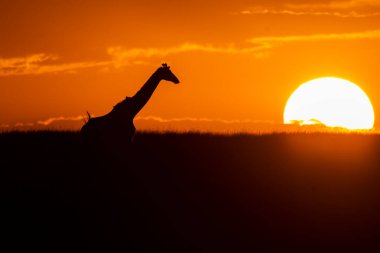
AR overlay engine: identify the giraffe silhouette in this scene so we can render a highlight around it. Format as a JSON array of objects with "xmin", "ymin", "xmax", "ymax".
[{"xmin": 80, "ymin": 63, "xmax": 180, "ymax": 149}]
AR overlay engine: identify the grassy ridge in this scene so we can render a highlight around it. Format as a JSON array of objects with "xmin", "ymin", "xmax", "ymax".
[{"xmin": 1, "ymin": 131, "xmax": 380, "ymax": 252}]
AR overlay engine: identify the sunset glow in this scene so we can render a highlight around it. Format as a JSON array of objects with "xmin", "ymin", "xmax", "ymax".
[
  {"xmin": 284, "ymin": 77, "xmax": 375, "ymax": 130},
  {"xmin": 1, "ymin": 1, "xmax": 380, "ymax": 132}
]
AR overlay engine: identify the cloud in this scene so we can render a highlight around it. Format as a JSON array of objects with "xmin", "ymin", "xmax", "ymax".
[
  {"xmin": 0, "ymin": 54, "xmax": 54, "ymax": 76},
  {"xmin": 107, "ymin": 43, "xmax": 269, "ymax": 67},
  {"xmin": 0, "ymin": 43, "xmax": 270, "ymax": 76},
  {"xmin": 2, "ymin": 29, "xmax": 380, "ymax": 76},
  {"xmin": 136, "ymin": 116, "xmax": 274, "ymax": 124},
  {"xmin": 0, "ymin": 54, "xmax": 110, "ymax": 77},
  {"xmin": 238, "ymin": 1, "xmax": 380, "ymax": 18},
  {"xmin": 135, "ymin": 116, "xmax": 273, "ymax": 124},
  {"xmin": 106, "ymin": 31, "xmax": 380, "ymax": 68},
  {"xmin": 247, "ymin": 30, "xmax": 380, "ymax": 49},
  {"xmin": 286, "ymin": 0, "xmax": 380, "ymax": 10},
  {"xmin": 110, "ymin": 31, "xmax": 380, "ymax": 66},
  {"xmin": 239, "ymin": 8, "xmax": 380, "ymax": 18},
  {"xmin": 0, "ymin": 115, "xmax": 87, "ymax": 132},
  {"xmin": 37, "ymin": 116, "xmax": 86, "ymax": 126},
  {"xmin": 33, "ymin": 115, "xmax": 273, "ymax": 126},
  {"xmin": 134, "ymin": 116, "xmax": 283, "ymax": 133},
  {"xmin": 14, "ymin": 122, "xmax": 34, "ymax": 128}
]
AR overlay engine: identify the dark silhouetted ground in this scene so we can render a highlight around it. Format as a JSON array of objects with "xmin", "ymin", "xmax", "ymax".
[{"xmin": 1, "ymin": 131, "xmax": 380, "ymax": 252}]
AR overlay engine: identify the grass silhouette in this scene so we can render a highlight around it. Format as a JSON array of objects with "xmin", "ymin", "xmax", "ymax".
[{"xmin": 1, "ymin": 131, "xmax": 380, "ymax": 252}]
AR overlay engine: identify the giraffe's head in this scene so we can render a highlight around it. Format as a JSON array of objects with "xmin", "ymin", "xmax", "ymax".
[{"xmin": 157, "ymin": 63, "xmax": 180, "ymax": 84}]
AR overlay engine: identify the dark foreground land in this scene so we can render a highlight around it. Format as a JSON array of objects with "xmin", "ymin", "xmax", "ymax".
[{"xmin": 1, "ymin": 131, "xmax": 380, "ymax": 252}]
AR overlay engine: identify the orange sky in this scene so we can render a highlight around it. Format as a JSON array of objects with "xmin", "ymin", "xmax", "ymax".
[{"xmin": 1, "ymin": 0, "xmax": 380, "ymax": 132}]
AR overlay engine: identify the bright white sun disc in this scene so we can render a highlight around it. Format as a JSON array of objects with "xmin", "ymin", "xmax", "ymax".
[{"xmin": 284, "ymin": 77, "xmax": 375, "ymax": 130}]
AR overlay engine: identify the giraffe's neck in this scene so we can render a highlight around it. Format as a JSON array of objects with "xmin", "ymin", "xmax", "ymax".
[{"xmin": 128, "ymin": 70, "xmax": 162, "ymax": 118}]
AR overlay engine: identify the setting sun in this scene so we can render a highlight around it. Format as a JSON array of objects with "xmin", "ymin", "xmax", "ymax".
[{"xmin": 284, "ymin": 77, "xmax": 375, "ymax": 130}]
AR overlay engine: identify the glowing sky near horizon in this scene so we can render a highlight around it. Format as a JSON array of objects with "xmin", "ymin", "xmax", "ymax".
[{"xmin": 1, "ymin": 0, "xmax": 380, "ymax": 131}]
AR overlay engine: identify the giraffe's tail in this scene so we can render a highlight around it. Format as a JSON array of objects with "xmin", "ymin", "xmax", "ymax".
[{"xmin": 83, "ymin": 111, "xmax": 91, "ymax": 123}]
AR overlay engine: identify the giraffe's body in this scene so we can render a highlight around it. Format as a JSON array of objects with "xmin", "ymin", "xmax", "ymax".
[
  {"xmin": 80, "ymin": 106, "xmax": 136, "ymax": 146},
  {"xmin": 80, "ymin": 64, "xmax": 179, "ymax": 148}
]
